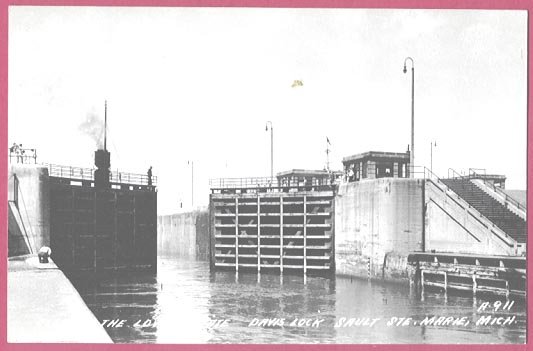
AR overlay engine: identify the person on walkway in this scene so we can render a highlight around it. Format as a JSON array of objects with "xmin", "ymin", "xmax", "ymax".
[
  {"xmin": 15, "ymin": 144, "xmax": 25, "ymax": 163},
  {"xmin": 147, "ymin": 166, "xmax": 153, "ymax": 186},
  {"xmin": 10, "ymin": 143, "xmax": 19, "ymax": 163}
]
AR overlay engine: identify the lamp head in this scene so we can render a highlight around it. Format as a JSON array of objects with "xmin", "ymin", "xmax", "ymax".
[
  {"xmin": 265, "ymin": 125, "xmax": 268, "ymax": 131},
  {"xmin": 403, "ymin": 65, "xmax": 407, "ymax": 74}
]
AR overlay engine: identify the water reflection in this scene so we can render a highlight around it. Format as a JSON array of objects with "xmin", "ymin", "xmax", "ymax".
[{"xmin": 72, "ymin": 257, "xmax": 526, "ymax": 344}]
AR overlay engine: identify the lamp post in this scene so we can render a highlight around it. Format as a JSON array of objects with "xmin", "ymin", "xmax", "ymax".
[
  {"xmin": 265, "ymin": 121, "xmax": 273, "ymax": 180},
  {"xmin": 403, "ymin": 57, "xmax": 415, "ymax": 177},
  {"xmin": 187, "ymin": 160, "xmax": 194, "ymax": 208},
  {"xmin": 430, "ymin": 141, "xmax": 437, "ymax": 174}
]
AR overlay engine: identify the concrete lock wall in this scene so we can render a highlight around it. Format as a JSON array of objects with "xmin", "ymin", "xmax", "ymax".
[
  {"xmin": 8, "ymin": 164, "xmax": 50, "ymax": 252},
  {"xmin": 157, "ymin": 210, "xmax": 209, "ymax": 260},
  {"xmin": 424, "ymin": 181, "xmax": 517, "ymax": 255},
  {"xmin": 335, "ymin": 178, "xmax": 424, "ymax": 282}
]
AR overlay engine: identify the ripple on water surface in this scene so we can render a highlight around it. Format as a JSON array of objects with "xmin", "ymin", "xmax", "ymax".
[{"xmin": 71, "ymin": 257, "xmax": 526, "ymax": 344}]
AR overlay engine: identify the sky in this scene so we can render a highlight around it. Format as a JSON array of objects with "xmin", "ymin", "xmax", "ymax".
[{"xmin": 8, "ymin": 7, "xmax": 527, "ymax": 214}]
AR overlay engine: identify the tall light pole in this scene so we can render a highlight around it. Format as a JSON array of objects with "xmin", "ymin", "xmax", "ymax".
[
  {"xmin": 430, "ymin": 141, "xmax": 437, "ymax": 174},
  {"xmin": 265, "ymin": 121, "xmax": 273, "ymax": 180},
  {"xmin": 187, "ymin": 160, "xmax": 194, "ymax": 208},
  {"xmin": 403, "ymin": 57, "xmax": 415, "ymax": 178}
]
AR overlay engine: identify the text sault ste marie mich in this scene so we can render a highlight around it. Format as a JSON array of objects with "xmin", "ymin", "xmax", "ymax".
[{"xmin": 100, "ymin": 315, "xmax": 517, "ymax": 329}]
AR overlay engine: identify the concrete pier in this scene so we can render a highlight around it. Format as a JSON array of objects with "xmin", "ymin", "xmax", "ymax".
[{"xmin": 8, "ymin": 255, "xmax": 112, "ymax": 343}]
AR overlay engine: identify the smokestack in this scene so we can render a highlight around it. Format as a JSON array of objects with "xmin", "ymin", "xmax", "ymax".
[
  {"xmin": 94, "ymin": 149, "xmax": 111, "ymax": 188},
  {"xmin": 95, "ymin": 101, "xmax": 110, "ymax": 188}
]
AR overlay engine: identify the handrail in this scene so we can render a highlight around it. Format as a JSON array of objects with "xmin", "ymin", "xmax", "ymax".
[
  {"xmin": 447, "ymin": 168, "xmax": 464, "ymax": 179},
  {"xmin": 417, "ymin": 167, "xmax": 516, "ymax": 246},
  {"xmin": 474, "ymin": 178, "xmax": 526, "ymax": 213},
  {"xmin": 45, "ymin": 163, "xmax": 157, "ymax": 187},
  {"xmin": 210, "ymin": 175, "xmax": 336, "ymax": 189},
  {"xmin": 8, "ymin": 147, "xmax": 37, "ymax": 164},
  {"xmin": 469, "ymin": 168, "xmax": 486, "ymax": 176},
  {"xmin": 449, "ymin": 167, "xmax": 525, "ymax": 213},
  {"xmin": 210, "ymin": 177, "xmax": 279, "ymax": 189}
]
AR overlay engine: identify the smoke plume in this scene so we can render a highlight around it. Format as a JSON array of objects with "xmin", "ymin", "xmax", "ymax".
[{"xmin": 79, "ymin": 110, "xmax": 105, "ymax": 149}]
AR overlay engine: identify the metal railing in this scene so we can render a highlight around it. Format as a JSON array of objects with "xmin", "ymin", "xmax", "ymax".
[
  {"xmin": 209, "ymin": 175, "xmax": 339, "ymax": 190},
  {"xmin": 209, "ymin": 177, "xmax": 279, "ymax": 189},
  {"xmin": 468, "ymin": 168, "xmax": 486, "ymax": 176},
  {"xmin": 481, "ymin": 181, "xmax": 526, "ymax": 213},
  {"xmin": 110, "ymin": 171, "xmax": 156, "ymax": 186},
  {"xmin": 8, "ymin": 147, "xmax": 37, "ymax": 164},
  {"xmin": 412, "ymin": 166, "xmax": 517, "ymax": 248},
  {"xmin": 48, "ymin": 164, "xmax": 94, "ymax": 180},
  {"xmin": 447, "ymin": 168, "xmax": 525, "ymax": 213},
  {"xmin": 46, "ymin": 163, "xmax": 157, "ymax": 187}
]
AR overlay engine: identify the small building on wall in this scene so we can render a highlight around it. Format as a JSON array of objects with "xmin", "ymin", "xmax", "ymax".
[
  {"xmin": 342, "ymin": 151, "xmax": 411, "ymax": 181},
  {"xmin": 276, "ymin": 169, "xmax": 343, "ymax": 191}
]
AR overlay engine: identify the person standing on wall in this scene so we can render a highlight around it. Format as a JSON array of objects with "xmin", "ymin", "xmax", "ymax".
[{"xmin": 147, "ymin": 166, "xmax": 153, "ymax": 186}]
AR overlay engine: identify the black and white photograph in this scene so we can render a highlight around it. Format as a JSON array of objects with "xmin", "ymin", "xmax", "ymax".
[{"xmin": 6, "ymin": 6, "xmax": 527, "ymax": 344}]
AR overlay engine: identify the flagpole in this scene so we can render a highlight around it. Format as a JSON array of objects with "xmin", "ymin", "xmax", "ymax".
[{"xmin": 326, "ymin": 137, "xmax": 331, "ymax": 172}]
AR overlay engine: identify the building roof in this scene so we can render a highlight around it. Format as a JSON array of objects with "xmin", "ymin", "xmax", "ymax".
[{"xmin": 342, "ymin": 151, "xmax": 410, "ymax": 164}]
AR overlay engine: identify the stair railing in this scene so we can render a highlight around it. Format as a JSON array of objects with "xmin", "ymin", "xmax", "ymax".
[
  {"xmin": 447, "ymin": 168, "xmax": 464, "ymax": 179},
  {"xmin": 472, "ymin": 178, "xmax": 526, "ymax": 217},
  {"xmin": 466, "ymin": 168, "xmax": 525, "ymax": 217},
  {"xmin": 423, "ymin": 167, "xmax": 517, "ymax": 250},
  {"xmin": 449, "ymin": 167, "xmax": 497, "ymax": 219}
]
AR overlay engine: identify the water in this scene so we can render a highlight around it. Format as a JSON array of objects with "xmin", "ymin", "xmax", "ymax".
[{"xmin": 72, "ymin": 257, "xmax": 526, "ymax": 344}]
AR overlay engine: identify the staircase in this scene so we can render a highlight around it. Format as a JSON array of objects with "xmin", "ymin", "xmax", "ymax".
[{"xmin": 441, "ymin": 178, "xmax": 526, "ymax": 243}]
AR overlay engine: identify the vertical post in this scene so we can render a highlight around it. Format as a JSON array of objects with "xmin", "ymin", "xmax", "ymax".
[
  {"xmin": 271, "ymin": 125, "xmax": 273, "ymax": 180},
  {"xmin": 506, "ymin": 281, "xmax": 510, "ymax": 298},
  {"xmin": 411, "ymin": 65, "xmax": 414, "ymax": 176},
  {"xmin": 235, "ymin": 197, "xmax": 239, "ymax": 272},
  {"xmin": 326, "ymin": 139, "xmax": 330, "ymax": 172},
  {"xmin": 472, "ymin": 275, "xmax": 477, "ymax": 295},
  {"xmin": 444, "ymin": 272, "xmax": 448, "ymax": 292},
  {"xmin": 187, "ymin": 160, "xmax": 194, "ymax": 207},
  {"xmin": 257, "ymin": 195, "xmax": 261, "ymax": 273},
  {"xmin": 280, "ymin": 196, "xmax": 283, "ymax": 273},
  {"xmin": 303, "ymin": 195, "xmax": 307, "ymax": 275},
  {"xmin": 421, "ymin": 270, "xmax": 425, "ymax": 292},
  {"xmin": 13, "ymin": 174, "xmax": 19, "ymax": 209},
  {"xmin": 266, "ymin": 121, "xmax": 273, "ymax": 181},
  {"xmin": 113, "ymin": 192, "xmax": 118, "ymax": 269},
  {"xmin": 430, "ymin": 142, "xmax": 433, "ymax": 174},
  {"xmin": 93, "ymin": 191, "xmax": 97, "ymax": 272},
  {"xmin": 403, "ymin": 57, "xmax": 415, "ymax": 177},
  {"xmin": 104, "ymin": 100, "xmax": 107, "ymax": 151}
]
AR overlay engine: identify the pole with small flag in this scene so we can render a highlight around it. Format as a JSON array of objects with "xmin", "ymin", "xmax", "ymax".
[{"xmin": 326, "ymin": 137, "xmax": 331, "ymax": 172}]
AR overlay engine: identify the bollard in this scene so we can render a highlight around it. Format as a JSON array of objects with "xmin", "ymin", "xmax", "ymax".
[{"xmin": 38, "ymin": 246, "xmax": 52, "ymax": 264}]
